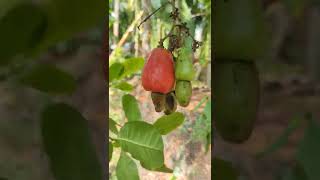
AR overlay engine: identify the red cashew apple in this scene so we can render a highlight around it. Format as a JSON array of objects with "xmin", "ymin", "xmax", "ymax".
[{"xmin": 141, "ymin": 48, "xmax": 175, "ymax": 94}]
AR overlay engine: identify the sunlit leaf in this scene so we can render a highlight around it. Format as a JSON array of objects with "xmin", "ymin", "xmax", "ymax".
[
  {"xmin": 109, "ymin": 62, "xmax": 124, "ymax": 82},
  {"xmin": 153, "ymin": 112, "xmax": 185, "ymax": 135},
  {"xmin": 116, "ymin": 151, "xmax": 139, "ymax": 180},
  {"xmin": 122, "ymin": 94, "xmax": 142, "ymax": 122},
  {"xmin": 180, "ymin": 0, "xmax": 192, "ymax": 21},
  {"xmin": 109, "ymin": 118, "xmax": 118, "ymax": 135},
  {"xmin": 142, "ymin": 163, "xmax": 173, "ymax": 173},
  {"xmin": 113, "ymin": 81, "xmax": 134, "ymax": 92},
  {"xmin": 118, "ymin": 121, "xmax": 164, "ymax": 169},
  {"xmin": 121, "ymin": 57, "xmax": 145, "ymax": 78}
]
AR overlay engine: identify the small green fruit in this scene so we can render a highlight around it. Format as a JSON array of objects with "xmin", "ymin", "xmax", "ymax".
[
  {"xmin": 175, "ymin": 47, "xmax": 195, "ymax": 81},
  {"xmin": 175, "ymin": 80, "xmax": 192, "ymax": 107}
]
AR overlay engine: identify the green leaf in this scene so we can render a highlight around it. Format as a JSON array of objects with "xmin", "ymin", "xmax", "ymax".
[
  {"xmin": 116, "ymin": 151, "xmax": 139, "ymax": 180},
  {"xmin": 37, "ymin": 0, "xmax": 105, "ymax": 50},
  {"xmin": 109, "ymin": 118, "xmax": 118, "ymax": 135},
  {"xmin": 113, "ymin": 81, "xmax": 134, "ymax": 92},
  {"xmin": 191, "ymin": 100, "xmax": 211, "ymax": 142},
  {"xmin": 142, "ymin": 163, "xmax": 173, "ymax": 173},
  {"xmin": 193, "ymin": 96, "xmax": 209, "ymax": 112},
  {"xmin": 180, "ymin": 0, "xmax": 192, "ymax": 21},
  {"xmin": 118, "ymin": 121, "xmax": 164, "ymax": 169},
  {"xmin": 256, "ymin": 117, "xmax": 301, "ymax": 158},
  {"xmin": 212, "ymin": 158, "xmax": 238, "ymax": 180},
  {"xmin": 122, "ymin": 94, "xmax": 142, "ymax": 122},
  {"xmin": 121, "ymin": 57, "xmax": 145, "ymax": 78},
  {"xmin": 155, "ymin": 165, "xmax": 173, "ymax": 173},
  {"xmin": 18, "ymin": 64, "xmax": 76, "ymax": 95},
  {"xmin": 41, "ymin": 103, "xmax": 102, "ymax": 180},
  {"xmin": 297, "ymin": 120, "xmax": 320, "ymax": 180},
  {"xmin": 153, "ymin": 112, "xmax": 185, "ymax": 135},
  {"xmin": 0, "ymin": 3, "xmax": 47, "ymax": 65},
  {"xmin": 109, "ymin": 62, "xmax": 125, "ymax": 82},
  {"xmin": 109, "ymin": 141, "xmax": 113, "ymax": 162}
]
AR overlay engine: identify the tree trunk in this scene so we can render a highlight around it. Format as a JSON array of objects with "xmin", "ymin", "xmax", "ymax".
[
  {"xmin": 141, "ymin": 0, "xmax": 152, "ymax": 56},
  {"xmin": 134, "ymin": 0, "xmax": 141, "ymax": 57},
  {"xmin": 113, "ymin": 0, "xmax": 120, "ymax": 42}
]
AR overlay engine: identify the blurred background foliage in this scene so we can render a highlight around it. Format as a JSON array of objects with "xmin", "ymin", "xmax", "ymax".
[
  {"xmin": 0, "ymin": 0, "xmax": 106, "ymax": 179},
  {"xmin": 213, "ymin": 0, "xmax": 320, "ymax": 180}
]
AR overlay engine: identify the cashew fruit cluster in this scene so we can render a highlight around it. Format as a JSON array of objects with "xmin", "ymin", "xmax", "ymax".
[{"xmin": 141, "ymin": 42, "xmax": 195, "ymax": 114}]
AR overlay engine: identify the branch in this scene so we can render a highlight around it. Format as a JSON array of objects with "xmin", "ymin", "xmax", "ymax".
[{"xmin": 137, "ymin": 1, "xmax": 170, "ymax": 30}]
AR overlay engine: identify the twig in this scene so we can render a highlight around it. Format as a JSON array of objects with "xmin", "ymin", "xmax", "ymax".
[
  {"xmin": 158, "ymin": 26, "xmax": 175, "ymax": 47},
  {"xmin": 137, "ymin": 1, "xmax": 170, "ymax": 30}
]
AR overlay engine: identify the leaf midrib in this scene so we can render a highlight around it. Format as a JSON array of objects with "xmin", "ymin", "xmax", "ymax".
[{"xmin": 117, "ymin": 137, "xmax": 162, "ymax": 152}]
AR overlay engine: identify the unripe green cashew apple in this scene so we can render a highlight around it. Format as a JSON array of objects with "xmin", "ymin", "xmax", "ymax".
[
  {"xmin": 213, "ymin": 60, "xmax": 259, "ymax": 143},
  {"xmin": 141, "ymin": 48, "xmax": 175, "ymax": 94},
  {"xmin": 175, "ymin": 80, "xmax": 192, "ymax": 107},
  {"xmin": 213, "ymin": 0, "xmax": 269, "ymax": 60},
  {"xmin": 175, "ymin": 47, "xmax": 195, "ymax": 81}
]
